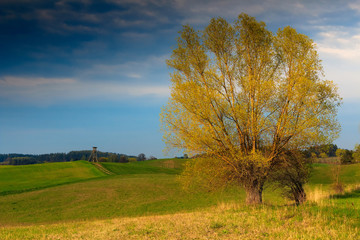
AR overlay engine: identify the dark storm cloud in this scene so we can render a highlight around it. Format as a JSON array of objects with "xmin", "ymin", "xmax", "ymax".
[
  {"xmin": 1, "ymin": 0, "xmax": 356, "ymax": 78},
  {"xmin": 0, "ymin": 0, "xmax": 174, "ymax": 34},
  {"xmin": 0, "ymin": 0, "xmax": 180, "ymax": 78},
  {"xmin": 1, "ymin": 0, "xmax": 360, "ymax": 101}
]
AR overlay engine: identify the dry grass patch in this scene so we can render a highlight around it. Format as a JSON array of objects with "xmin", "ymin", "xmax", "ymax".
[
  {"xmin": 307, "ymin": 183, "xmax": 360, "ymax": 206},
  {"xmin": 1, "ymin": 202, "xmax": 359, "ymax": 240}
]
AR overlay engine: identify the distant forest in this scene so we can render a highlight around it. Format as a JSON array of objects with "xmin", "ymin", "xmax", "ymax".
[
  {"xmin": 0, "ymin": 143, "xmax": 356, "ymax": 166},
  {"xmin": 0, "ymin": 151, "xmax": 136, "ymax": 165}
]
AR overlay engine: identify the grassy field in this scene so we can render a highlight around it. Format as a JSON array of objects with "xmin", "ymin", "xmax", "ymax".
[
  {"xmin": 100, "ymin": 158, "xmax": 184, "ymax": 175},
  {"xmin": 0, "ymin": 160, "xmax": 359, "ymax": 239},
  {"xmin": 1, "ymin": 193, "xmax": 359, "ymax": 239},
  {"xmin": 0, "ymin": 161, "xmax": 105, "ymax": 195},
  {"xmin": 0, "ymin": 158, "xmax": 250, "ymax": 225},
  {"xmin": 307, "ymin": 163, "xmax": 360, "ymax": 191}
]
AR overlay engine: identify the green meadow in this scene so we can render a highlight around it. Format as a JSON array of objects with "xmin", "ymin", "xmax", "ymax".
[
  {"xmin": 0, "ymin": 159, "xmax": 245, "ymax": 225},
  {"xmin": 0, "ymin": 159, "xmax": 359, "ymax": 239},
  {"xmin": 0, "ymin": 161, "xmax": 105, "ymax": 195}
]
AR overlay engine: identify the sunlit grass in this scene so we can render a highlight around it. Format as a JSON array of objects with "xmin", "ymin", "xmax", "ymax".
[
  {"xmin": 101, "ymin": 160, "xmax": 182, "ymax": 175},
  {"xmin": 0, "ymin": 173, "xmax": 246, "ymax": 225},
  {"xmin": 1, "ymin": 198, "xmax": 359, "ymax": 240},
  {"xmin": 0, "ymin": 160, "xmax": 359, "ymax": 239},
  {"xmin": 0, "ymin": 161, "xmax": 105, "ymax": 195}
]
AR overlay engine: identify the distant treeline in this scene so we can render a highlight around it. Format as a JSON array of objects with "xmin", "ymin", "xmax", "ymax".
[
  {"xmin": 303, "ymin": 143, "xmax": 360, "ymax": 164},
  {"xmin": 0, "ymin": 151, "xmax": 135, "ymax": 165},
  {"xmin": 302, "ymin": 144, "xmax": 338, "ymax": 158}
]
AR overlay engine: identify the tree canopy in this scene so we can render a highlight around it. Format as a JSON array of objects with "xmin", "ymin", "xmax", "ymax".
[{"xmin": 161, "ymin": 13, "xmax": 341, "ymax": 204}]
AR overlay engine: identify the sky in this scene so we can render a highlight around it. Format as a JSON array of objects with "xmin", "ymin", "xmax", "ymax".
[{"xmin": 0, "ymin": 0, "xmax": 360, "ymax": 158}]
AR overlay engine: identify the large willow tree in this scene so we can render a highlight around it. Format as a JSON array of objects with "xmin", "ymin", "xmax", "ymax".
[{"xmin": 161, "ymin": 14, "xmax": 341, "ymax": 204}]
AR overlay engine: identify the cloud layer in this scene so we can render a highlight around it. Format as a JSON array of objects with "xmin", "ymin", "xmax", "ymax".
[
  {"xmin": 1, "ymin": 0, "xmax": 360, "ymax": 102},
  {"xmin": 0, "ymin": 76, "xmax": 169, "ymax": 105}
]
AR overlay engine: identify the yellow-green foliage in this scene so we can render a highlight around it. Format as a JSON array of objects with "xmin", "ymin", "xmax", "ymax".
[
  {"xmin": 180, "ymin": 157, "xmax": 231, "ymax": 192},
  {"xmin": 161, "ymin": 13, "xmax": 341, "ymax": 203},
  {"xmin": 353, "ymin": 144, "xmax": 360, "ymax": 162}
]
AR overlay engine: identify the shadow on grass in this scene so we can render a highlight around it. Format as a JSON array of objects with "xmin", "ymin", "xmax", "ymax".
[
  {"xmin": 331, "ymin": 188, "xmax": 360, "ymax": 199},
  {"xmin": 0, "ymin": 175, "xmax": 112, "ymax": 196}
]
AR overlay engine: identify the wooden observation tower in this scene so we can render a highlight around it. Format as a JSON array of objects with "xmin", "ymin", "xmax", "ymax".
[{"xmin": 88, "ymin": 147, "xmax": 98, "ymax": 162}]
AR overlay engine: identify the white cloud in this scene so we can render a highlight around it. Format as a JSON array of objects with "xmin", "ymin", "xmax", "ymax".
[
  {"xmin": 316, "ymin": 27, "xmax": 360, "ymax": 60},
  {"xmin": 0, "ymin": 76, "xmax": 75, "ymax": 87},
  {"xmin": 0, "ymin": 53, "xmax": 172, "ymax": 106},
  {"xmin": 349, "ymin": 1, "xmax": 360, "ymax": 13},
  {"xmin": 96, "ymin": 83, "xmax": 169, "ymax": 97},
  {"xmin": 81, "ymin": 54, "xmax": 169, "ymax": 79},
  {"xmin": 126, "ymin": 73, "xmax": 142, "ymax": 79},
  {"xmin": 0, "ymin": 76, "xmax": 170, "ymax": 105},
  {"xmin": 314, "ymin": 26, "xmax": 360, "ymax": 101},
  {"xmin": 121, "ymin": 31, "xmax": 153, "ymax": 39}
]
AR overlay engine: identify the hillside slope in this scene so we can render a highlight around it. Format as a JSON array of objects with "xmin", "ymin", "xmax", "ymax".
[
  {"xmin": 0, "ymin": 160, "xmax": 359, "ymax": 229},
  {"xmin": 0, "ymin": 160, "xmax": 106, "ymax": 195}
]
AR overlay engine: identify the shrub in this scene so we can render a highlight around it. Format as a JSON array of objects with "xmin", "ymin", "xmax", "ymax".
[{"xmin": 269, "ymin": 151, "xmax": 312, "ymax": 205}]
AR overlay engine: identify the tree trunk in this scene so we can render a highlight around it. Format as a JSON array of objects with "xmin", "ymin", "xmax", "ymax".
[
  {"xmin": 293, "ymin": 185, "xmax": 306, "ymax": 205},
  {"xmin": 245, "ymin": 183, "xmax": 263, "ymax": 205}
]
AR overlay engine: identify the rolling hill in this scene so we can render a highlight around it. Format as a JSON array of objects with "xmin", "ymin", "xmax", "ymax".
[
  {"xmin": 0, "ymin": 159, "xmax": 359, "ymax": 239},
  {"xmin": 0, "ymin": 160, "xmax": 106, "ymax": 195}
]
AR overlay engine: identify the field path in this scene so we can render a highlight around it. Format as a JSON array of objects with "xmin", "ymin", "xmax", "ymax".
[{"xmin": 92, "ymin": 162, "xmax": 115, "ymax": 175}]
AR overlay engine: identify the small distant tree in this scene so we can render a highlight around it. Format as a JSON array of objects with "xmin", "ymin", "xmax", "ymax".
[
  {"xmin": 137, "ymin": 153, "xmax": 146, "ymax": 161},
  {"xmin": 327, "ymin": 144, "xmax": 338, "ymax": 157},
  {"xmin": 148, "ymin": 156, "xmax": 157, "ymax": 160},
  {"xmin": 319, "ymin": 144, "xmax": 337, "ymax": 157},
  {"xmin": 98, "ymin": 157, "xmax": 108, "ymax": 162},
  {"xmin": 341, "ymin": 150, "xmax": 353, "ymax": 164},
  {"xmin": 310, "ymin": 152, "xmax": 318, "ymax": 159},
  {"xmin": 319, "ymin": 152, "xmax": 328, "ymax": 158},
  {"xmin": 336, "ymin": 148, "xmax": 353, "ymax": 164},
  {"xmin": 183, "ymin": 154, "xmax": 189, "ymax": 159},
  {"xmin": 108, "ymin": 154, "xmax": 119, "ymax": 162},
  {"xmin": 119, "ymin": 155, "xmax": 129, "ymax": 163},
  {"xmin": 352, "ymin": 144, "xmax": 360, "ymax": 163},
  {"xmin": 336, "ymin": 148, "xmax": 345, "ymax": 158}
]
